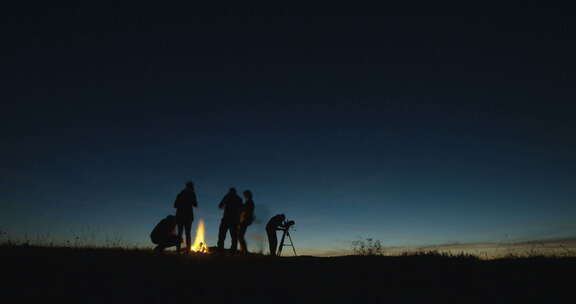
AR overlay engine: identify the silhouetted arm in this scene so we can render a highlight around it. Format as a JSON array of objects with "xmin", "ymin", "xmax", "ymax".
[
  {"xmin": 192, "ymin": 192, "xmax": 198, "ymax": 207},
  {"xmin": 173, "ymin": 192, "xmax": 182, "ymax": 209}
]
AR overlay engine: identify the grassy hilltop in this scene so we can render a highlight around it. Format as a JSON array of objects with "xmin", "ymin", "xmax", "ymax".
[{"xmin": 2, "ymin": 244, "xmax": 575, "ymax": 303}]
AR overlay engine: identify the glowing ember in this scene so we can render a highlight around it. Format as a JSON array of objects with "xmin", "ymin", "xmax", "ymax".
[{"xmin": 190, "ymin": 219, "xmax": 209, "ymax": 253}]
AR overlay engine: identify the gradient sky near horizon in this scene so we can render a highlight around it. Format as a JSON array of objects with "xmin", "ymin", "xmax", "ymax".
[{"xmin": 2, "ymin": 4, "xmax": 576, "ymax": 254}]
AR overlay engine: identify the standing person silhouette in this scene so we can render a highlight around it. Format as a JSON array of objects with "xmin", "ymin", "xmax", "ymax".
[
  {"xmin": 217, "ymin": 187, "xmax": 242, "ymax": 254},
  {"xmin": 174, "ymin": 181, "xmax": 198, "ymax": 253},
  {"xmin": 238, "ymin": 190, "xmax": 255, "ymax": 255}
]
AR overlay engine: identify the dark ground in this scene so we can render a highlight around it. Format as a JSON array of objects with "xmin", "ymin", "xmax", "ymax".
[{"xmin": 2, "ymin": 246, "xmax": 574, "ymax": 303}]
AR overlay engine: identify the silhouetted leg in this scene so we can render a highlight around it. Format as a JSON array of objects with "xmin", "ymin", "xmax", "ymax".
[
  {"xmin": 230, "ymin": 223, "xmax": 238, "ymax": 254},
  {"xmin": 238, "ymin": 224, "xmax": 247, "ymax": 254},
  {"xmin": 153, "ymin": 237, "xmax": 163, "ymax": 253},
  {"xmin": 176, "ymin": 221, "xmax": 184, "ymax": 252},
  {"xmin": 166, "ymin": 235, "xmax": 180, "ymax": 248},
  {"xmin": 217, "ymin": 220, "xmax": 228, "ymax": 250},
  {"xmin": 267, "ymin": 228, "xmax": 277, "ymax": 256},
  {"xmin": 184, "ymin": 218, "xmax": 193, "ymax": 252},
  {"xmin": 156, "ymin": 236, "xmax": 180, "ymax": 252}
]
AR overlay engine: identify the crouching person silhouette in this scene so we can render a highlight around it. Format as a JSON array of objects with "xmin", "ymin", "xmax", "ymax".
[
  {"xmin": 266, "ymin": 214, "xmax": 286, "ymax": 256},
  {"xmin": 150, "ymin": 215, "xmax": 180, "ymax": 252}
]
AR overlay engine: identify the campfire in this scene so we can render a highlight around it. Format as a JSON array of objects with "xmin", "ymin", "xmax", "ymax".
[{"xmin": 190, "ymin": 219, "xmax": 209, "ymax": 253}]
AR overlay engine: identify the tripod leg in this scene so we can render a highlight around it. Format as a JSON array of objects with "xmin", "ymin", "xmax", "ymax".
[
  {"xmin": 278, "ymin": 230, "xmax": 287, "ymax": 256},
  {"xmin": 287, "ymin": 231, "xmax": 297, "ymax": 256}
]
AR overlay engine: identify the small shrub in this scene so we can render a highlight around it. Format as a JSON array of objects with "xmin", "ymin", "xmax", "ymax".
[
  {"xmin": 401, "ymin": 250, "xmax": 480, "ymax": 261},
  {"xmin": 352, "ymin": 238, "xmax": 384, "ymax": 256}
]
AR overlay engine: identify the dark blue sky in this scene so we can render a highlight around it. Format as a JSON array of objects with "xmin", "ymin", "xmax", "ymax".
[{"xmin": 1, "ymin": 4, "xmax": 575, "ymax": 254}]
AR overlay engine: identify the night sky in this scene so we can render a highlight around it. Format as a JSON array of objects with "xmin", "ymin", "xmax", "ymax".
[{"xmin": 2, "ymin": 4, "xmax": 575, "ymax": 255}]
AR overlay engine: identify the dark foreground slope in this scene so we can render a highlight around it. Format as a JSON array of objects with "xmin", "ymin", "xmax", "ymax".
[{"xmin": 2, "ymin": 246, "xmax": 574, "ymax": 303}]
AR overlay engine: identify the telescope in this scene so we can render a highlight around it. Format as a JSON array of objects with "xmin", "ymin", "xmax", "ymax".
[{"xmin": 280, "ymin": 220, "xmax": 295, "ymax": 230}]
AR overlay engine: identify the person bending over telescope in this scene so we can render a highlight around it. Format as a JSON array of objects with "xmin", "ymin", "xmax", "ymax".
[
  {"xmin": 150, "ymin": 215, "xmax": 180, "ymax": 252},
  {"xmin": 266, "ymin": 214, "xmax": 295, "ymax": 256}
]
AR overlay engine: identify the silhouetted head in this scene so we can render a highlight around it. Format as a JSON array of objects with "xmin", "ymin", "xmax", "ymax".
[
  {"xmin": 185, "ymin": 181, "xmax": 194, "ymax": 189},
  {"xmin": 280, "ymin": 214, "xmax": 286, "ymax": 221},
  {"xmin": 243, "ymin": 190, "xmax": 252, "ymax": 199},
  {"xmin": 229, "ymin": 187, "xmax": 237, "ymax": 194}
]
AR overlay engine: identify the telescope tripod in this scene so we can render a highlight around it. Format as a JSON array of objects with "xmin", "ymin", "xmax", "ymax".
[{"xmin": 277, "ymin": 228, "xmax": 297, "ymax": 256}]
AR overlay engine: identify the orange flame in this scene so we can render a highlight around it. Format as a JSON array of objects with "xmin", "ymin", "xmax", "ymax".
[{"xmin": 190, "ymin": 219, "xmax": 209, "ymax": 253}]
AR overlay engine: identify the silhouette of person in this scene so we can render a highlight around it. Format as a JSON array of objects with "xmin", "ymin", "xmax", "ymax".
[
  {"xmin": 266, "ymin": 214, "xmax": 286, "ymax": 256},
  {"xmin": 150, "ymin": 215, "xmax": 180, "ymax": 252},
  {"xmin": 217, "ymin": 187, "xmax": 242, "ymax": 254},
  {"xmin": 174, "ymin": 181, "xmax": 198, "ymax": 253},
  {"xmin": 238, "ymin": 190, "xmax": 255, "ymax": 255}
]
